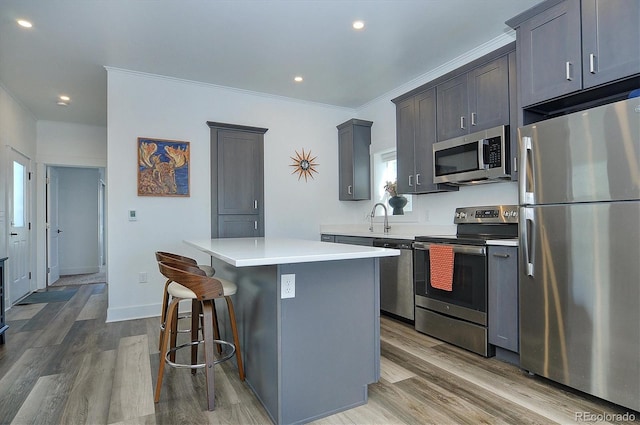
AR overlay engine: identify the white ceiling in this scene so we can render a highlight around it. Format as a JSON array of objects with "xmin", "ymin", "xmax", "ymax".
[{"xmin": 0, "ymin": 0, "xmax": 542, "ymax": 127}]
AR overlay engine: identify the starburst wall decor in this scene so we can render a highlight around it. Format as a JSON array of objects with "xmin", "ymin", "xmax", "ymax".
[{"xmin": 289, "ymin": 148, "xmax": 319, "ymax": 181}]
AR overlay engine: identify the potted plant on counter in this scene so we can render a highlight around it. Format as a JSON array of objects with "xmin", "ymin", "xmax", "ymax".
[{"xmin": 384, "ymin": 181, "xmax": 407, "ymax": 215}]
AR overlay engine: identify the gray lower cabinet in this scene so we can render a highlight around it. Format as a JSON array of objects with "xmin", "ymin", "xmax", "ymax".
[
  {"xmin": 488, "ymin": 246, "xmax": 519, "ymax": 353},
  {"xmin": 337, "ymin": 119, "xmax": 373, "ymax": 201},
  {"xmin": 437, "ymin": 55, "xmax": 510, "ymax": 142},
  {"xmin": 208, "ymin": 122, "xmax": 267, "ymax": 237},
  {"xmin": 394, "ymin": 89, "xmax": 458, "ymax": 194},
  {"xmin": 509, "ymin": 0, "xmax": 640, "ymax": 107}
]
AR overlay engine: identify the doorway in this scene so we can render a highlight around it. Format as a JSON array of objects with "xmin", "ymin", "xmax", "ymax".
[
  {"xmin": 8, "ymin": 148, "xmax": 32, "ymax": 304},
  {"xmin": 46, "ymin": 166, "xmax": 104, "ymax": 286}
]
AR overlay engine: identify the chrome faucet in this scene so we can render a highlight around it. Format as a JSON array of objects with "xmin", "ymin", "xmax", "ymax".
[{"xmin": 370, "ymin": 203, "xmax": 391, "ymax": 233}]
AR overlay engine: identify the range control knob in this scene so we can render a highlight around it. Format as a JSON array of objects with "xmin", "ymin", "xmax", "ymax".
[{"xmin": 459, "ymin": 212, "xmax": 467, "ymax": 219}]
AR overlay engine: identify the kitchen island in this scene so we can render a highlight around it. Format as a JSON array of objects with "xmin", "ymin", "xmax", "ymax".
[{"xmin": 184, "ymin": 238, "xmax": 399, "ymax": 425}]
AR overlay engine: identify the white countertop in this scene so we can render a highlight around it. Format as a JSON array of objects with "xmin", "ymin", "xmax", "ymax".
[
  {"xmin": 320, "ymin": 224, "xmax": 456, "ymax": 240},
  {"xmin": 184, "ymin": 237, "xmax": 400, "ymax": 267},
  {"xmin": 486, "ymin": 239, "xmax": 519, "ymax": 247}
]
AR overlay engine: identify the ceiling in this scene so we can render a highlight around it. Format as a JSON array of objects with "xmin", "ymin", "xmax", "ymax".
[{"xmin": 0, "ymin": 0, "xmax": 542, "ymax": 128}]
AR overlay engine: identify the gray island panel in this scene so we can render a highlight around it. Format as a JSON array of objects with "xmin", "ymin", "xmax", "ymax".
[{"xmin": 209, "ymin": 256, "xmax": 380, "ymax": 425}]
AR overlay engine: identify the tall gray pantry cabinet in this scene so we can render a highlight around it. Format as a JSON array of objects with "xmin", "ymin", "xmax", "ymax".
[
  {"xmin": 208, "ymin": 122, "xmax": 267, "ymax": 238},
  {"xmin": 337, "ymin": 119, "xmax": 373, "ymax": 201}
]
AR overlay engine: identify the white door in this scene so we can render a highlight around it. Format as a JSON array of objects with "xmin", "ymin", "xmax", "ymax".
[
  {"xmin": 47, "ymin": 166, "xmax": 60, "ymax": 285},
  {"xmin": 8, "ymin": 149, "xmax": 31, "ymax": 304}
]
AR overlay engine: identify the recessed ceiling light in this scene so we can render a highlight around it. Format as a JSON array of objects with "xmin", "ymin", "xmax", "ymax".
[
  {"xmin": 56, "ymin": 101, "xmax": 69, "ymax": 107},
  {"xmin": 294, "ymin": 76, "xmax": 303, "ymax": 83},
  {"xmin": 352, "ymin": 20, "xmax": 365, "ymax": 30},
  {"xmin": 17, "ymin": 19, "xmax": 33, "ymax": 28},
  {"xmin": 59, "ymin": 95, "xmax": 70, "ymax": 101}
]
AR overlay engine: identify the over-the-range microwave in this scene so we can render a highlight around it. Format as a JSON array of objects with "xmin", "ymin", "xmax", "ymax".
[{"xmin": 432, "ymin": 125, "xmax": 510, "ymax": 185}]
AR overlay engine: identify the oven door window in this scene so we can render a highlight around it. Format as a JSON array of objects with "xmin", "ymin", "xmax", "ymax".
[{"xmin": 415, "ymin": 247, "xmax": 486, "ymax": 312}]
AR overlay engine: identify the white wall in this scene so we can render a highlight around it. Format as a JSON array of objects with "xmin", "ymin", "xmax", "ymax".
[
  {"xmin": 57, "ymin": 167, "xmax": 101, "ymax": 275},
  {"xmin": 107, "ymin": 33, "xmax": 521, "ymax": 322},
  {"xmin": 0, "ymin": 84, "xmax": 37, "ymax": 303},
  {"xmin": 35, "ymin": 121, "xmax": 107, "ymax": 288},
  {"xmin": 106, "ymin": 69, "xmax": 361, "ymax": 321}
]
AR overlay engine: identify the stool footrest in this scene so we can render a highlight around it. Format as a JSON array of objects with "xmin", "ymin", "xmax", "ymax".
[{"xmin": 164, "ymin": 339, "xmax": 236, "ymax": 369}]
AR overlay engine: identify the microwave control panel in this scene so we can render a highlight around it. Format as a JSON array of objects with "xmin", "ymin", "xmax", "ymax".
[{"xmin": 484, "ymin": 136, "xmax": 502, "ymax": 168}]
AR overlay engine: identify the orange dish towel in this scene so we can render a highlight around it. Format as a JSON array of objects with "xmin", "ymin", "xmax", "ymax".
[{"xmin": 430, "ymin": 244, "xmax": 454, "ymax": 291}]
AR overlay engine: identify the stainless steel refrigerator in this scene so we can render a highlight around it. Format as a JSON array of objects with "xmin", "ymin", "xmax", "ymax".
[{"xmin": 518, "ymin": 96, "xmax": 640, "ymax": 412}]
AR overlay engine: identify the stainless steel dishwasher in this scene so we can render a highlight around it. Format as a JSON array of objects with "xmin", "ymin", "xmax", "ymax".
[{"xmin": 373, "ymin": 239, "xmax": 414, "ymax": 322}]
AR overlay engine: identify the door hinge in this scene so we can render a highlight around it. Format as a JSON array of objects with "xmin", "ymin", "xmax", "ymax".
[
  {"xmin": 29, "ymin": 222, "xmax": 32, "ymax": 230},
  {"xmin": 28, "ymin": 172, "xmax": 32, "ymax": 180},
  {"xmin": 46, "ymin": 177, "xmax": 50, "ymax": 184},
  {"xmin": 29, "ymin": 272, "xmax": 32, "ymax": 279},
  {"xmin": 47, "ymin": 267, "xmax": 51, "ymax": 273}
]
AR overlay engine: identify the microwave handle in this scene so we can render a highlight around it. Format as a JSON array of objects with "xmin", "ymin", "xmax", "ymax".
[{"xmin": 477, "ymin": 139, "xmax": 489, "ymax": 170}]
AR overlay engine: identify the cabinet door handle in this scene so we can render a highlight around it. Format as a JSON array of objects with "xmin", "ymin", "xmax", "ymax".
[
  {"xmin": 415, "ymin": 173, "xmax": 421, "ymax": 186},
  {"xmin": 408, "ymin": 175, "xmax": 413, "ymax": 187},
  {"xmin": 460, "ymin": 116, "xmax": 466, "ymax": 129},
  {"xmin": 565, "ymin": 61, "xmax": 573, "ymax": 81},
  {"xmin": 254, "ymin": 200, "xmax": 258, "ymax": 209},
  {"xmin": 10, "ymin": 232, "xmax": 18, "ymax": 236},
  {"xmin": 347, "ymin": 185, "xmax": 352, "ymax": 195},
  {"xmin": 492, "ymin": 253, "xmax": 510, "ymax": 258},
  {"xmin": 254, "ymin": 221, "xmax": 258, "ymax": 230},
  {"xmin": 471, "ymin": 112, "xmax": 477, "ymax": 126},
  {"xmin": 589, "ymin": 53, "xmax": 597, "ymax": 74}
]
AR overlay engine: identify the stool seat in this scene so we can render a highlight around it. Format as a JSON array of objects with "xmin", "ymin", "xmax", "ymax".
[
  {"xmin": 168, "ymin": 278, "xmax": 236, "ymax": 299},
  {"xmin": 198, "ymin": 264, "xmax": 215, "ymax": 277},
  {"xmin": 167, "ymin": 281, "xmax": 196, "ymax": 299}
]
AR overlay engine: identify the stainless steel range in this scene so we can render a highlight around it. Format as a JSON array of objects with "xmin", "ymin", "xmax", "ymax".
[{"xmin": 413, "ymin": 205, "xmax": 518, "ymax": 356}]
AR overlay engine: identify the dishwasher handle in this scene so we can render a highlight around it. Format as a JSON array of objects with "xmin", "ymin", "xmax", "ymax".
[{"xmin": 373, "ymin": 239, "xmax": 413, "ymax": 250}]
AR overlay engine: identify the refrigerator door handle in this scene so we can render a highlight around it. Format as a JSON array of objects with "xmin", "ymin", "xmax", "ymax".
[
  {"xmin": 522, "ymin": 207, "xmax": 535, "ymax": 277},
  {"xmin": 520, "ymin": 135, "xmax": 535, "ymax": 205}
]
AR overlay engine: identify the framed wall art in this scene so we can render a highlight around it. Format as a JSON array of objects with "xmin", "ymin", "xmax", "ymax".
[{"xmin": 137, "ymin": 137, "xmax": 190, "ymax": 197}]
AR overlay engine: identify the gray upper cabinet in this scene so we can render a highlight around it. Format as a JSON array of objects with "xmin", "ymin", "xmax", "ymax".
[
  {"xmin": 581, "ymin": 0, "xmax": 640, "ymax": 89},
  {"xmin": 337, "ymin": 119, "xmax": 373, "ymax": 201},
  {"xmin": 436, "ymin": 75, "xmax": 468, "ymax": 141},
  {"xmin": 395, "ymin": 89, "xmax": 457, "ymax": 194},
  {"xmin": 437, "ymin": 56, "xmax": 510, "ymax": 141},
  {"xmin": 510, "ymin": 0, "xmax": 639, "ymax": 107},
  {"xmin": 208, "ymin": 122, "xmax": 267, "ymax": 238}
]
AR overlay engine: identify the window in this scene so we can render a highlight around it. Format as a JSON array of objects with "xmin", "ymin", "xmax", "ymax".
[{"xmin": 372, "ymin": 149, "xmax": 412, "ymax": 216}]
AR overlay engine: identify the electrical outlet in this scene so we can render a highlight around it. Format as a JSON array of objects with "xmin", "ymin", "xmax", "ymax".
[
  {"xmin": 139, "ymin": 272, "xmax": 148, "ymax": 283},
  {"xmin": 281, "ymin": 274, "xmax": 295, "ymax": 299}
]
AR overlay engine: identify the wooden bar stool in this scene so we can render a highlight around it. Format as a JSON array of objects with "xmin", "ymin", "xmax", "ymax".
[
  {"xmin": 154, "ymin": 254, "xmax": 244, "ymax": 381},
  {"xmin": 155, "ymin": 262, "xmax": 245, "ymax": 410},
  {"xmin": 155, "ymin": 251, "xmax": 215, "ymax": 350}
]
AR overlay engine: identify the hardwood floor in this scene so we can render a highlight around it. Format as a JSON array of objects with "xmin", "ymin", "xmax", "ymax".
[{"xmin": 1, "ymin": 283, "xmax": 637, "ymax": 424}]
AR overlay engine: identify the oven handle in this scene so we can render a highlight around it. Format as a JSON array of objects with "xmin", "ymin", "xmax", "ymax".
[{"xmin": 413, "ymin": 242, "xmax": 486, "ymax": 256}]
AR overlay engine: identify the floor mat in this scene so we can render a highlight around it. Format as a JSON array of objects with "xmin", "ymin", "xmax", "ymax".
[{"xmin": 16, "ymin": 288, "xmax": 78, "ymax": 305}]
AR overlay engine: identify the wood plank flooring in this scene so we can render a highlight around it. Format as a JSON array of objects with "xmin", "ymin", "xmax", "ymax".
[{"xmin": 1, "ymin": 283, "xmax": 637, "ymax": 424}]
